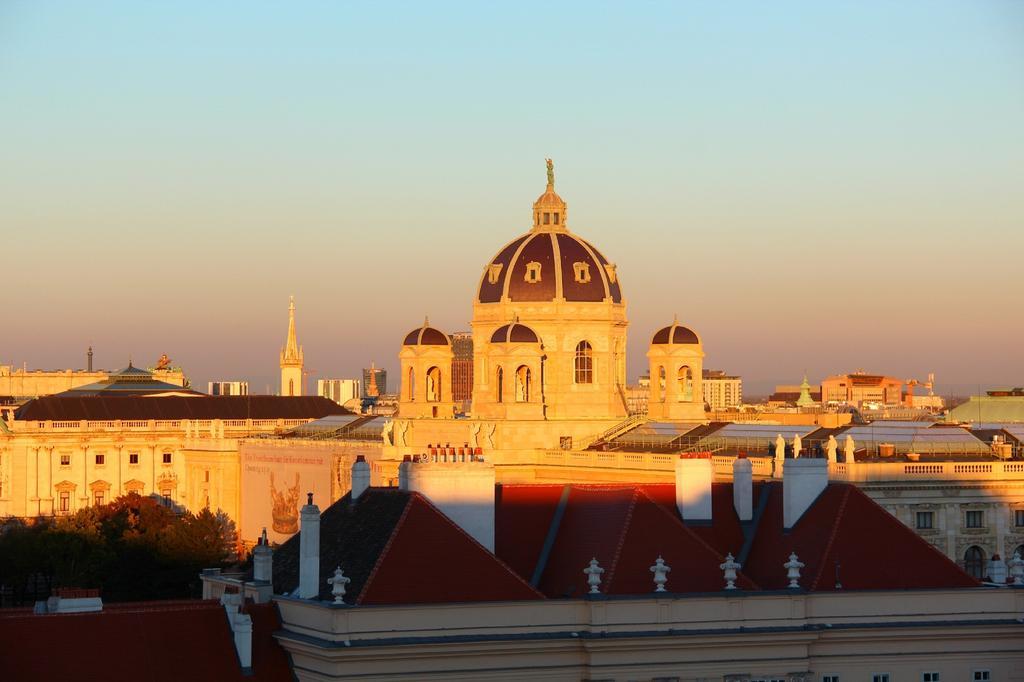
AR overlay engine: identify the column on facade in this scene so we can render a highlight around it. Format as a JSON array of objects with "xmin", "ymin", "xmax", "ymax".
[
  {"xmin": 40, "ymin": 446, "xmax": 53, "ymax": 514},
  {"xmin": 27, "ymin": 447, "xmax": 39, "ymax": 509},
  {"xmin": 80, "ymin": 443, "xmax": 90, "ymax": 507},
  {"xmin": 995, "ymin": 505, "xmax": 1007, "ymax": 558}
]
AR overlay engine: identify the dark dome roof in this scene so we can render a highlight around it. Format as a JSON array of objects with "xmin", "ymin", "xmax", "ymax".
[
  {"xmin": 477, "ymin": 231, "xmax": 622, "ymax": 305},
  {"xmin": 403, "ymin": 320, "xmax": 450, "ymax": 346},
  {"xmin": 490, "ymin": 322, "xmax": 540, "ymax": 344},
  {"xmin": 652, "ymin": 320, "xmax": 700, "ymax": 345}
]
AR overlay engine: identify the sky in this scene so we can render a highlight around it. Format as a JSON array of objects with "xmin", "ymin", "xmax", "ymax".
[{"xmin": 1, "ymin": 1, "xmax": 1022, "ymax": 396}]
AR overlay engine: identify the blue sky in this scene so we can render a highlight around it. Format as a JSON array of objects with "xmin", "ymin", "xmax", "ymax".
[{"xmin": 2, "ymin": 1, "xmax": 1022, "ymax": 394}]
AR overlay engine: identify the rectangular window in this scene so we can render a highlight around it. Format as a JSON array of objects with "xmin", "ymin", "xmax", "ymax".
[
  {"xmin": 822, "ymin": 676, "xmax": 840, "ymax": 682},
  {"xmin": 95, "ymin": 454, "xmax": 105, "ymax": 466},
  {"xmin": 873, "ymin": 675, "xmax": 890, "ymax": 682},
  {"xmin": 129, "ymin": 453, "xmax": 139, "ymax": 465},
  {"xmin": 973, "ymin": 670, "xmax": 991, "ymax": 681},
  {"xmin": 205, "ymin": 470, "xmax": 210, "ymax": 482},
  {"xmin": 59, "ymin": 491, "xmax": 70, "ymax": 512},
  {"xmin": 916, "ymin": 511, "xmax": 934, "ymax": 529},
  {"xmin": 162, "ymin": 452, "xmax": 172, "ymax": 464},
  {"xmin": 1015, "ymin": 510, "xmax": 1024, "ymax": 527},
  {"xmin": 543, "ymin": 212, "xmax": 550, "ymax": 224},
  {"xmin": 923, "ymin": 674, "xmax": 940, "ymax": 682},
  {"xmin": 161, "ymin": 490, "xmax": 172, "ymax": 506},
  {"xmin": 965, "ymin": 510, "xmax": 984, "ymax": 528},
  {"xmin": 60, "ymin": 454, "xmax": 71, "ymax": 466},
  {"xmin": 94, "ymin": 491, "xmax": 104, "ymax": 506}
]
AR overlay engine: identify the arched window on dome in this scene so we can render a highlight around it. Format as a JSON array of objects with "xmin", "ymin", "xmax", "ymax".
[
  {"xmin": 426, "ymin": 366, "xmax": 441, "ymax": 402},
  {"xmin": 496, "ymin": 367, "xmax": 504, "ymax": 403},
  {"xmin": 515, "ymin": 365, "xmax": 531, "ymax": 402},
  {"xmin": 964, "ymin": 545, "xmax": 986, "ymax": 580},
  {"xmin": 678, "ymin": 366, "xmax": 693, "ymax": 402},
  {"xmin": 658, "ymin": 366, "xmax": 666, "ymax": 403},
  {"xmin": 407, "ymin": 367, "xmax": 416, "ymax": 402},
  {"xmin": 574, "ymin": 341, "xmax": 593, "ymax": 384}
]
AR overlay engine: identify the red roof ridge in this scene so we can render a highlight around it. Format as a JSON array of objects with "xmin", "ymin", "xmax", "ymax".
[
  {"xmin": 376, "ymin": 492, "xmax": 545, "ymax": 600},
  {"xmin": 355, "ymin": 494, "xmax": 414, "ymax": 605},
  {"xmin": 635, "ymin": 488, "xmax": 763, "ymax": 591},
  {"xmin": 601, "ymin": 489, "xmax": 640, "ymax": 590},
  {"xmin": 809, "ymin": 485, "xmax": 851, "ymax": 591}
]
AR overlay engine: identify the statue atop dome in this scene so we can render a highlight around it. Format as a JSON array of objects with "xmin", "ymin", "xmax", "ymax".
[{"xmin": 545, "ymin": 158, "xmax": 554, "ymax": 187}]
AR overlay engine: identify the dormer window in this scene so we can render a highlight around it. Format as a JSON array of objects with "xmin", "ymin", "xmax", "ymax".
[
  {"xmin": 524, "ymin": 261, "xmax": 542, "ymax": 283},
  {"xmin": 487, "ymin": 263, "xmax": 503, "ymax": 285},
  {"xmin": 604, "ymin": 263, "xmax": 617, "ymax": 284},
  {"xmin": 573, "ymin": 261, "xmax": 591, "ymax": 284}
]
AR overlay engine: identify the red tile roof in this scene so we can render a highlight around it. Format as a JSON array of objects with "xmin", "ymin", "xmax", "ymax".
[
  {"xmin": 0, "ymin": 599, "xmax": 291, "ymax": 682},
  {"xmin": 14, "ymin": 395, "xmax": 351, "ymax": 421}
]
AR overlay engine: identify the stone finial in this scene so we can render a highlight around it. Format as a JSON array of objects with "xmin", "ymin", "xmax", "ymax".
[
  {"xmin": 649, "ymin": 556, "xmax": 671, "ymax": 593},
  {"xmin": 583, "ymin": 558, "xmax": 604, "ymax": 595},
  {"xmin": 792, "ymin": 434, "xmax": 803, "ymax": 459},
  {"xmin": 327, "ymin": 566, "xmax": 351, "ymax": 604},
  {"xmin": 987, "ymin": 554, "xmax": 1008, "ymax": 584},
  {"xmin": 844, "ymin": 435, "xmax": 856, "ymax": 462},
  {"xmin": 720, "ymin": 552, "xmax": 741, "ymax": 590},
  {"xmin": 1008, "ymin": 551, "xmax": 1024, "ymax": 585},
  {"xmin": 306, "ymin": 492, "xmax": 313, "ymax": 506},
  {"xmin": 784, "ymin": 552, "xmax": 805, "ymax": 589}
]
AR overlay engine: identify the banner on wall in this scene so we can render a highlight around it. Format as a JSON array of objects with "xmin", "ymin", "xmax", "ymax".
[{"xmin": 240, "ymin": 447, "xmax": 331, "ymax": 544}]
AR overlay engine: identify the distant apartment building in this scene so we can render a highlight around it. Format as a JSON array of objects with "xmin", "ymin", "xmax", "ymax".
[
  {"xmin": 701, "ymin": 369, "xmax": 742, "ymax": 410},
  {"xmin": 822, "ymin": 372, "xmax": 903, "ymax": 407},
  {"xmin": 318, "ymin": 378, "xmax": 361, "ymax": 406},
  {"xmin": 450, "ymin": 331, "xmax": 473, "ymax": 406},
  {"xmin": 207, "ymin": 381, "xmax": 249, "ymax": 396},
  {"xmin": 362, "ymin": 365, "xmax": 386, "ymax": 398}
]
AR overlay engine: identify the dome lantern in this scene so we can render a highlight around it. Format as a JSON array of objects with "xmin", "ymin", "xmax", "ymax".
[{"xmin": 532, "ymin": 158, "xmax": 567, "ymax": 232}]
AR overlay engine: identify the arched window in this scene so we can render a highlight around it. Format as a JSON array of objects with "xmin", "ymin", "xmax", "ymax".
[
  {"xmin": 678, "ymin": 366, "xmax": 693, "ymax": 402},
  {"xmin": 516, "ymin": 365, "xmax": 531, "ymax": 402},
  {"xmin": 426, "ymin": 366, "xmax": 441, "ymax": 402},
  {"xmin": 964, "ymin": 545, "xmax": 986, "ymax": 580},
  {"xmin": 288, "ymin": 379, "xmax": 294, "ymax": 396},
  {"xmin": 658, "ymin": 366, "xmax": 666, "ymax": 403},
  {"xmin": 407, "ymin": 367, "xmax": 416, "ymax": 401},
  {"xmin": 496, "ymin": 367, "xmax": 503, "ymax": 403},
  {"xmin": 574, "ymin": 341, "xmax": 593, "ymax": 384},
  {"xmin": 1015, "ymin": 544, "xmax": 1024, "ymax": 561}
]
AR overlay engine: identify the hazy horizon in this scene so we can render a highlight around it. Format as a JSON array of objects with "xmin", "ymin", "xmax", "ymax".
[{"xmin": 3, "ymin": 2, "xmax": 1022, "ymax": 397}]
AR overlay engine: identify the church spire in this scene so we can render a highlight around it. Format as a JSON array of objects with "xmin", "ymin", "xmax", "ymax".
[{"xmin": 280, "ymin": 296, "xmax": 304, "ymax": 396}]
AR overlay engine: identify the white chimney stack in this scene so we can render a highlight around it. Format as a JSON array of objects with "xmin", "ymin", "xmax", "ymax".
[
  {"xmin": 783, "ymin": 458, "xmax": 828, "ymax": 529},
  {"xmin": 401, "ymin": 456, "xmax": 495, "ymax": 551},
  {"xmin": 732, "ymin": 456, "xmax": 753, "ymax": 522},
  {"xmin": 220, "ymin": 593, "xmax": 253, "ymax": 671},
  {"xmin": 298, "ymin": 492, "xmax": 321, "ymax": 599},
  {"xmin": 675, "ymin": 455, "xmax": 713, "ymax": 523},
  {"xmin": 253, "ymin": 528, "xmax": 272, "ymax": 583},
  {"xmin": 351, "ymin": 456, "xmax": 371, "ymax": 501}
]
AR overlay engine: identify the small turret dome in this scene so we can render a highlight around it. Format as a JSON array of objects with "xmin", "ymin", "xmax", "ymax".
[
  {"xmin": 651, "ymin": 318, "xmax": 701, "ymax": 345},
  {"xmin": 490, "ymin": 322, "xmax": 540, "ymax": 344},
  {"xmin": 403, "ymin": 318, "xmax": 450, "ymax": 346}
]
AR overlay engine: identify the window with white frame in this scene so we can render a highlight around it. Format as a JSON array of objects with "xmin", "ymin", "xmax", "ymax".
[
  {"xmin": 923, "ymin": 673, "xmax": 940, "ymax": 682},
  {"xmin": 965, "ymin": 510, "xmax": 984, "ymax": 528},
  {"xmin": 972, "ymin": 671, "xmax": 990, "ymax": 682},
  {"xmin": 1015, "ymin": 509, "xmax": 1024, "ymax": 527},
  {"xmin": 822, "ymin": 675, "xmax": 840, "ymax": 682},
  {"xmin": 872, "ymin": 675, "xmax": 890, "ymax": 682},
  {"xmin": 916, "ymin": 511, "xmax": 933, "ymax": 529}
]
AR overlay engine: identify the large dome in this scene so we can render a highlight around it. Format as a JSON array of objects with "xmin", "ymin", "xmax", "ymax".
[{"xmin": 476, "ymin": 162, "xmax": 622, "ymax": 305}]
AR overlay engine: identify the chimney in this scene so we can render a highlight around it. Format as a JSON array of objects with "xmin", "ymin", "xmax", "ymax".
[
  {"xmin": 298, "ymin": 493, "xmax": 321, "ymax": 599},
  {"xmin": 220, "ymin": 593, "xmax": 253, "ymax": 672},
  {"xmin": 783, "ymin": 458, "xmax": 828, "ymax": 529},
  {"xmin": 401, "ymin": 457, "xmax": 495, "ymax": 551},
  {"xmin": 732, "ymin": 456, "xmax": 753, "ymax": 522},
  {"xmin": 351, "ymin": 456, "xmax": 370, "ymax": 501},
  {"xmin": 253, "ymin": 528, "xmax": 272, "ymax": 583},
  {"xmin": 675, "ymin": 454, "xmax": 713, "ymax": 523}
]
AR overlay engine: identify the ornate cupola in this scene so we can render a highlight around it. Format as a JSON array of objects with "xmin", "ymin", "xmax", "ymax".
[
  {"xmin": 532, "ymin": 159, "xmax": 568, "ymax": 231},
  {"xmin": 647, "ymin": 316, "xmax": 706, "ymax": 422},
  {"xmin": 399, "ymin": 317, "xmax": 455, "ymax": 419}
]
